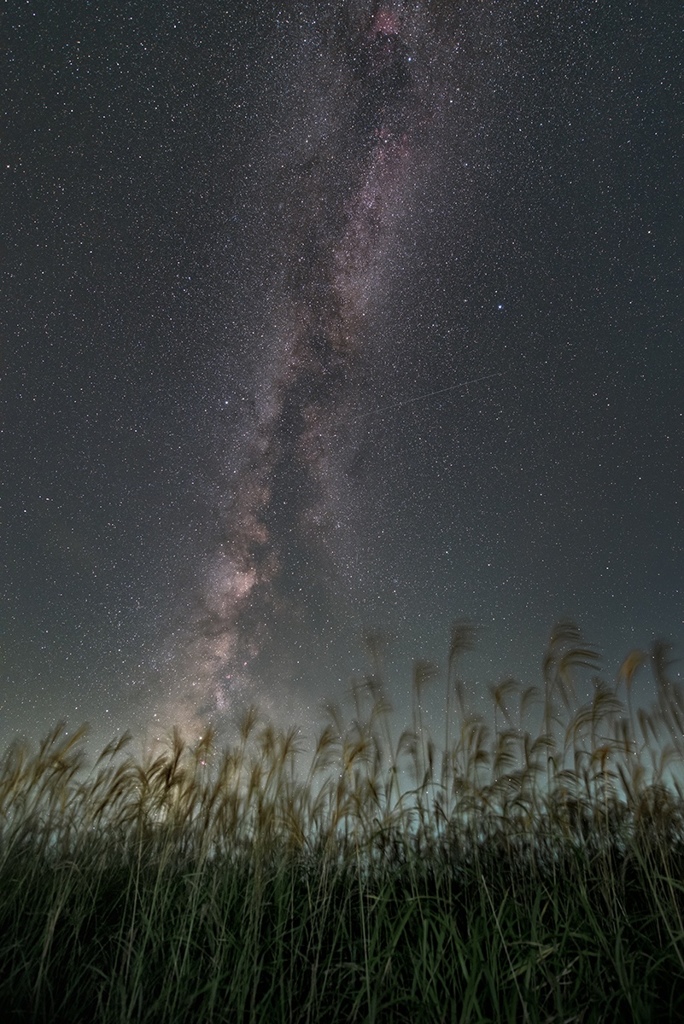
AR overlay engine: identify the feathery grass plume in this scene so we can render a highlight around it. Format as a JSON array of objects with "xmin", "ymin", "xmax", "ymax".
[{"xmin": 0, "ymin": 625, "xmax": 682, "ymax": 1021}]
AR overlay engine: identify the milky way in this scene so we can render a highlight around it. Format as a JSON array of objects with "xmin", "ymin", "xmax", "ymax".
[{"xmin": 156, "ymin": 2, "xmax": 468, "ymax": 732}]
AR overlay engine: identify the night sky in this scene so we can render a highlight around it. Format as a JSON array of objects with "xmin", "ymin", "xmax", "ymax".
[{"xmin": 3, "ymin": 0, "xmax": 682, "ymax": 749}]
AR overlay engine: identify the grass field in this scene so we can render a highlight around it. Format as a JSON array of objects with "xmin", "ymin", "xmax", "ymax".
[{"xmin": 0, "ymin": 621, "xmax": 682, "ymax": 1022}]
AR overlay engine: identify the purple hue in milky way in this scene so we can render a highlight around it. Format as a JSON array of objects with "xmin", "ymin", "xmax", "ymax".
[
  {"xmin": 160, "ymin": 4, "xmax": 456, "ymax": 732},
  {"xmin": 2, "ymin": 1, "xmax": 681, "ymax": 745}
]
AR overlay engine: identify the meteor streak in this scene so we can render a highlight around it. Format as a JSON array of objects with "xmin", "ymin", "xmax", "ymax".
[{"xmin": 353, "ymin": 372, "xmax": 504, "ymax": 419}]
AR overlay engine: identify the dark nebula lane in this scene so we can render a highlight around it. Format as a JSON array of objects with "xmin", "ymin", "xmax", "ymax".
[{"xmin": 155, "ymin": 2, "xmax": 468, "ymax": 732}]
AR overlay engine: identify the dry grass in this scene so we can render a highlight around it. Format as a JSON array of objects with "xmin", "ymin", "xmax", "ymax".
[{"xmin": 0, "ymin": 621, "xmax": 682, "ymax": 1022}]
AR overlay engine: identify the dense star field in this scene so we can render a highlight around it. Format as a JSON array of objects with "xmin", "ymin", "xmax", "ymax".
[{"xmin": 2, "ymin": 1, "xmax": 682, "ymax": 746}]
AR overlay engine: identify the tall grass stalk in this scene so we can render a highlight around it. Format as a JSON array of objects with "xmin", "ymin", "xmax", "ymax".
[{"xmin": 0, "ymin": 622, "xmax": 682, "ymax": 1022}]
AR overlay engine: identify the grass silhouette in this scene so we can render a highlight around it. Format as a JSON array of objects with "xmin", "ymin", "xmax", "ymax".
[{"xmin": 0, "ymin": 620, "xmax": 682, "ymax": 1022}]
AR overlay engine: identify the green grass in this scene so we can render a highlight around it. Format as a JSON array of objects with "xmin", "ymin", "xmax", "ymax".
[{"xmin": 0, "ymin": 621, "xmax": 683, "ymax": 1022}]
